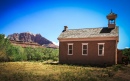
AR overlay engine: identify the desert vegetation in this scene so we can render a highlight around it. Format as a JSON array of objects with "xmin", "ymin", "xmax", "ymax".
[
  {"xmin": 0, "ymin": 62, "xmax": 130, "ymax": 81},
  {"xmin": 122, "ymin": 48, "xmax": 130, "ymax": 64}
]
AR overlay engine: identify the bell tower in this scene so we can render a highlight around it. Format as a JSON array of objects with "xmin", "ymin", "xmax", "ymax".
[{"xmin": 107, "ymin": 10, "xmax": 117, "ymax": 28}]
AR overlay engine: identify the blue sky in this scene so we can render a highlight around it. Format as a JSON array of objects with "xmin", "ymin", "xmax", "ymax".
[{"xmin": 0, "ymin": 0, "xmax": 130, "ymax": 49}]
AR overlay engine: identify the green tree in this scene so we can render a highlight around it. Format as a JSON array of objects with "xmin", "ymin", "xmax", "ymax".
[
  {"xmin": 0, "ymin": 34, "xmax": 11, "ymax": 61},
  {"xmin": 123, "ymin": 48, "xmax": 130, "ymax": 61},
  {"xmin": 24, "ymin": 47, "xmax": 33, "ymax": 60},
  {"xmin": 6, "ymin": 45, "xmax": 27, "ymax": 61},
  {"xmin": 51, "ymin": 49, "xmax": 59, "ymax": 61},
  {"xmin": 24, "ymin": 47, "xmax": 43, "ymax": 61},
  {"xmin": 42, "ymin": 48, "xmax": 59, "ymax": 61},
  {"xmin": 15, "ymin": 46, "xmax": 27, "ymax": 61}
]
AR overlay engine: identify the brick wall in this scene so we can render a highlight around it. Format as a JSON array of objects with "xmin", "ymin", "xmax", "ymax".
[
  {"xmin": 117, "ymin": 49, "xmax": 123, "ymax": 64},
  {"xmin": 59, "ymin": 40, "xmax": 116, "ymax": 66}
]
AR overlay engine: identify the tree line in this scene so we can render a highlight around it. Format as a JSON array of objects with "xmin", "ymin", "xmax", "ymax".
[
  {"xmin": 122, "ymin": 48, "xmax": 130, "ymax": 64},
  {"xmin": 0, "ymin": 34, "xmax": 59, "ymax": 62}
]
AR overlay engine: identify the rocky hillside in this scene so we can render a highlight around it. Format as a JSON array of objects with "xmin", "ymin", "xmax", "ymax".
[{"xmin": 7, "ymin": 32, "xmax": 58, "ymax": 48}]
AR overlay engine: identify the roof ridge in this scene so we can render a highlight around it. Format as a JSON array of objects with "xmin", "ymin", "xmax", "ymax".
[{"xmin": 68, "ymin": 27, "xmax": 108, "ymax": 30}]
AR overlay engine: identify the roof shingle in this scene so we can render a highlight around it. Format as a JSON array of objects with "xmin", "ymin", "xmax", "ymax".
[{"xmin": 58, "ymin": 27, "xmax": 119, "ymax": 39}]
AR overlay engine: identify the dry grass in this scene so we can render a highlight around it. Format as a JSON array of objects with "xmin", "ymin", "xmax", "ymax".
[{"xmin": 0, "ymin": 62, "xmax": 130, "ymax": 81}]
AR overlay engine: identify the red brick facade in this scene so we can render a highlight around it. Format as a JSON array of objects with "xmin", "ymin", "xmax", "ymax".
[
  {"xmin": 59, "ymin": 40, "xmax": 117, "ymax": 65},
  {"xmin": 117, "ymin": 49, "xmax": 123, "ymax": 64},
  {"xmin": 58, "ymin": 11, "xmax": 120, "ymax": 66}
]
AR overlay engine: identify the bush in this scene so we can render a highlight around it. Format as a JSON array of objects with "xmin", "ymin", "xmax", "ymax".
[
  {"xmin": 6, "ymin": 45, "xmax": 27, "ymax": 61},
  {"xmin": 24, "ymin": 47, "xmax": 59, "ymax": 61},
  {"xmin": 6, "ymin": 46, "xmax": 59, "ymax": 62},
  {"xmin": 122, "ymin": 48, "xmax": 130, "ymax": 65}
]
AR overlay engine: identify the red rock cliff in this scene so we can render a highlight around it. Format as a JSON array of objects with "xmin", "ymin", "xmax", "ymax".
[{"xmin": 7, "ymin": 32, "xmax": 53, "ymax": 45}]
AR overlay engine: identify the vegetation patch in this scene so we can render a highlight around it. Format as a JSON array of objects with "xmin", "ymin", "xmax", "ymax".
[
  {"xmin": 0, "ymin": 34, "xmax": 59, "ymax": 62},
  {"xmin": 0, "ymin": 62, "xmax": 130, "ymax": 81}
]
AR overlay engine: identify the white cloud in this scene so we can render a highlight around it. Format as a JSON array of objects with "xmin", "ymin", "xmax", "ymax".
[
  {"xmin": 125, "ymin": 47, "xmax": 130, "ymax": 49},
  {"xmin": 52, "ymin": 41, "xmax": 59, "ymax": 46}
]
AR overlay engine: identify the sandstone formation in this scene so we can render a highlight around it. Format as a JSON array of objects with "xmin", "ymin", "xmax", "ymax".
[{"xmin": 7, "ymin": 32, "xmax": 58, "ymax": 49}]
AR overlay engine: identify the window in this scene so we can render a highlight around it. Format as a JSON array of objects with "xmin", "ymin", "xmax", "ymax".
[
  {"xmin": 109, "ymin": 20, "xmax": 115, "ymax": 24},
  {"xmin": 82, "ymin": 43, "xmax": 88, "ymax": 55},
  {"xmin": 68, "ymin": 43, "xmax": 73, "ymax": 55},
  {"xmin": 98, "ymin": 43, "xmax": 105, "ymax": 56},
  {"xmin": 110, "ymin": 20, "xmax": 114, "ymax": 24}
]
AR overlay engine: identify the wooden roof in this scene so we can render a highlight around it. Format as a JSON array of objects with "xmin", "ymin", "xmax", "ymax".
[{"xmin": 58, "ymin": 27, "xmax": 119, "ymax": 39}]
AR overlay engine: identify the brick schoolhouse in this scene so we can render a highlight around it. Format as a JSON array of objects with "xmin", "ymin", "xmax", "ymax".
[{"xmin": 58, "ymin": 11, "xmax": 121, "ymax": 66}]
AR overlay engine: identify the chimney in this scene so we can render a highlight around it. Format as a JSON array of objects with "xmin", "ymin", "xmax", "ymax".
[{"xmin": 63, "ymin": 26, "xmax": 68, "ymax": 32}]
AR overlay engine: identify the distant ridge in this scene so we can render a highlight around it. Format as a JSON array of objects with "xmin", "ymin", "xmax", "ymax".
[{"xmin": 7, "ymin": 32, "xmax": 58, "ymax": 49}]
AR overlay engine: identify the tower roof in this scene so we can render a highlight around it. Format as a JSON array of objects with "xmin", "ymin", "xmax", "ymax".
[{"xmin": 107, "ymin": 10, "xmax": 117, "ymax": 19}]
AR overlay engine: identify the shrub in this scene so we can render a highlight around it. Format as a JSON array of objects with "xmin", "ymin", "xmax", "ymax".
[{"xmin": 123, "ymin": 48, "xmax": 130, "ymax": 63}]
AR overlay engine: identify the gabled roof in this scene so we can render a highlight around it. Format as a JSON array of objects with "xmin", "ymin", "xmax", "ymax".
[{"xmin": 58, "ymin": 27, "xmax": 119, "ymax": 39}]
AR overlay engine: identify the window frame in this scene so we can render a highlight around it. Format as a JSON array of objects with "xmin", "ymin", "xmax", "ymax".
[
  {"xmin": 98, "ymin": 43, "xmax": 105, "ymax": 56},
  {"xmin": 82, "ymin": 43, "xmax": 88, "ymax": 55},
  {"xmin": 68, "ymin": 43, "xmax": 73, "ymax": 55}
]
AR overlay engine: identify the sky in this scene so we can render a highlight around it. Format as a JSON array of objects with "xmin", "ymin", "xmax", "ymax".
[{"xmin": 0, "ymin": 0, "xmax": 130, "ymax": 49}]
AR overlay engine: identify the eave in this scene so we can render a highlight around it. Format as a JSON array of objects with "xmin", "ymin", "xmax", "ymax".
[{"xmin": 58, "ymin": 36, "xmax": 119, "ymax": 42}]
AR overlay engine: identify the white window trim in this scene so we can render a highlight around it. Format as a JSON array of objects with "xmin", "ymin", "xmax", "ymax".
[
  {"xmin": 98, "ymin": 43, "xmax": 105, "ymax": 56},
  {"xmin": 82, "ymin": 43, "xmax": 88, "ymax": 55},
  {"xmin": 68, "ymin": 43, "xmax": 73, "ymax": 55}
]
